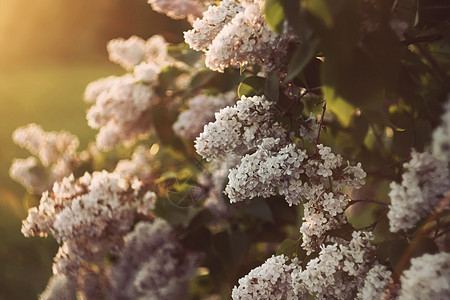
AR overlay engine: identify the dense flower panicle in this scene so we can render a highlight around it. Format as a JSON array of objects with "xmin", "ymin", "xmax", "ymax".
[
  {"xmin": 184, "ymin": 0, "xmax": 244, "ymax": 52},
  {"xmin": 10, "ymin": 124, "xmax": 80, "ymax": 192},
  {"xmin": 291, "ymin": 231, "xmax": 375, "ymax": 299},
  {"xmin": 356, "ymin": 264, "xmax": 392, "ymax": 300},
  {"xmin": 143, "ymin": 35, "xmax": 174, "ymax": 68},
  {"xmin": 114, "ymin": 145, "xmax": 155, "ymax": 180},
  {"xmin": 185, "ymin": 0, "xmax": 295, "ymax": 72},
  {"xmin": 198, "ymin": 156, "xmax": 240, "ymax": 217},
  {"xmin": 205, "ymin": 1, "xmax": 290, "ymax": 72},
  {"xmin": 148, "ymin": 0, "xmax": 206, "ymax": 21},
  {"xmin": 38, "ymin": 274, "xmax": 76, "ymax": 300},
  {"xmin": 173, "ymin": 91, "xmax": 236, "ymax": 139},
  {"xmin": 9, "ymin": 157, "xmax": 46, "ymax": 193},
  {"xmin": 22, "ymin": 171, "xmax": 155, "ymax": 274},
  {"xmin": 399, "ymin": 252, "xmax": 450, "ymax": 299},
  {"xmin": 85, "ymin": 74, "xmax": 155, "ymax": 150},
  {"xmin": 388, "ymin": 150, "xmax": 450, "ymax": 232},
  {"xmin": 107, "ymin": 36, "xmax": 146, "ymax": 70},
  {"xmin": 195, "ymin": 95, "xmax": 287, "ymax": 159},
  {"xmin": 12, "ymin": 123, "xmax": 79, "ymax": 168},
  {"xmin": 226, "ymin": 139, "xmax": 307, "ymax": 205},
  {"xmin": 432, "ymin": 98, "xmax": 450, "ymax": 161},
  {"xmin": 231, "ymin": 255, "xmax": 299, "ymax": 300},
  {"xmin": 107, "ymin": 220, "xmax": 202, "ymax": 300},
  {"xmin": 133, "ymin": 61, "xmax": 160, "ymax": 83}
]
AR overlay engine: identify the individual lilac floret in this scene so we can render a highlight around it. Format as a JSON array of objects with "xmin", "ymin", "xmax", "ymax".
[
  {"xmin": 195, "ymin": 95, "xmax": 287, "ymax": 160},
  {"xmin": 388, "ymin": 150, "xmax": 450, "ymax": 232},
  {"xmin": 399, "ymin": 252, "xmax": 450, "ymax": 299},
  {"xmin": 173, "ymin": 91, "xmax": 236, "ymax": 140},
  {"xmin": 107, "ymin": 220, "xmax": 202, "ymax": 300}
]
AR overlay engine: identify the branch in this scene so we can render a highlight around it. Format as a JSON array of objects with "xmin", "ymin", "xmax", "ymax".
[{"xmin": 401, "ymin": 34, "xmax": 443, "ymax": 45}]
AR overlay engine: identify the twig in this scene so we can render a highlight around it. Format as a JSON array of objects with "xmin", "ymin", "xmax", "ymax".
[
  {"xmin": 401, "ymin": 34, "xmax": 443, "ymax": 45},
  {"xmin": 315, "ymin": 102, "xmax": 327, "ymax": 147},
  {"xmin": 355, "ymin": 209, "xmax": 388, "ymax": 231},
  {"xmin": 347, "ymin": 198, "xmax": 389, "ymax": 207}
]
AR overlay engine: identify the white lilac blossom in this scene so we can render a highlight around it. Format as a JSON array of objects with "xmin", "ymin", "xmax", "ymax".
[
  {"xmin": 184, "ymin": 0, "xmax": 244, "ymax": 52},
  {"xmin": 107, "ymin": 36, "xmax": 146, "ymax": 70},
  {"xmin": 388, "ymin": 150, "xmax": 450, "ymax": 232},
  {"xmin": 10, "ymin": 124, "xmax": 80, "ymax": 192},
  {"xmin": 198, "ymin": 156, "xmax": 240, "ymax": 218},
  {"xmin": 432, "ymin": 98, "xmax": 450, "ymax": 161},
  {"xmin": 147, "ymin": 0, "xmax": 205, "ymax": 21},
  {"xmin": 173, "ymin": 91, "xmax": 236, "ymax": 139},
  {"xmin": 226, "ymin": 139, "xmax": 307, "ymax": 206},
  {"xmin": 143, "ymin": 35, "xmax": 174, "ymax": 69},
  {"xmin": 291, "ymin": 231, "xmax": 375, "ymax": 299},
  {"xmin": 133, "ymin": 61, "xmax": 160, "ymax": 83},
  {"xmin": 22, "ymin": 171, "xmax": 155, "ymax": 275},
  {"xmin": 38, "ymin": 274, "xmax": 76, "ymax": 300},
  {"xmin": 12, "ymin": 123, "xmax": 79, "ymax": 168},
  {"xmin": 85, "ymin": 74, "xmax": 154, "ymax": 150},
  {"xmin": 399, "ymin": 252, "xmax": 450, "ymax": 300},
  {"xmin": 356, "ymin": 264, "xmax": 392, "ymax": 300},
  {"xmin": 9, "ymin": 157, "xmax": 46, "ymax": 193},
  {"xmin": 195, "ymin": 95, "xmax": 287, "ymax": 159},
  {"xmin": 231, "ymin": 255, "xmax": 299, "ymax": 300},
  {"xmin": 185, "ymin": 0, "xmax": 295, "ymax": 73},
  {"xmin": 107, "ymin": 220, "xmax": 202, "ymax": 300},
  {"xmin": 114, "ymin": 145, "xmax": 155, "ymax": 181}
]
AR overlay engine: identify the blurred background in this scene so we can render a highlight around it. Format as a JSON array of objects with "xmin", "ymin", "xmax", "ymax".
[{"xmin": 0, "ymin": 0, "xmax": 188, "ymax": 298}]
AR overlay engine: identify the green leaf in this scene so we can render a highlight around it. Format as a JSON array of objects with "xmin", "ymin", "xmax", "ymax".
[
  {"xmin": 237, "ymin": 76, "xmax": 266, "ymax": 98},
  {"xmin": 190, "ymin": 70, "xmax": 217, "ymax": 89},
  {"xmin": 276, "ymin": 239, "xmax": 299, "ymax": 258},
  {"xmin": 362, "ymin": 108, "xmax": 405, "ymax": 131},
  {"xmin": 284, "ymin": 37, "xmax": 320, "ymax": 83},
  {"xmin": 167, "ymin": 43, "xmax": 202, "ymax": 65},
  {"xmin": 305, "ymin": 0, "xmax": 346, "ymax": 28},
  {"xmin": 323, "ymin": 86, "xmax": 355, "ymax": 127},
  {"xmin": 265, "ymin": 71, "xmax": 280, "ymax": 101},
  {"xmin": 243, "ymin": 199, "xmax": 274, "ymax": 223},
  {"xmin": 264, "ymin": 0, "xmax": 286, "ymax": 34}
]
